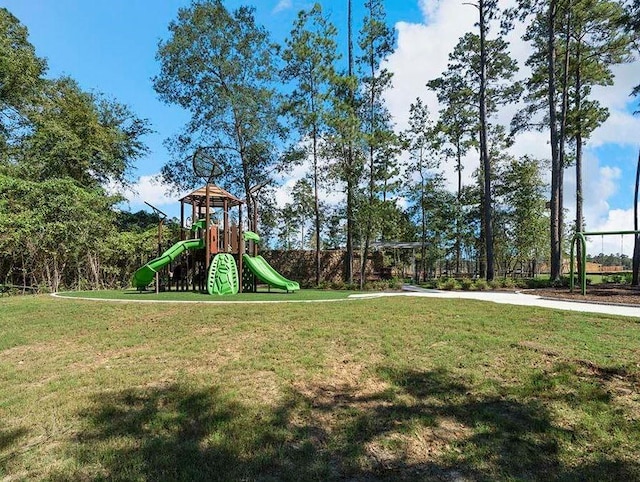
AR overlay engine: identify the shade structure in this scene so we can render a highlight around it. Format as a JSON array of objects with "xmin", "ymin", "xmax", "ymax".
[{"xmin": 179, "ymin": 184, "xmax": 243, "ymax": 208}]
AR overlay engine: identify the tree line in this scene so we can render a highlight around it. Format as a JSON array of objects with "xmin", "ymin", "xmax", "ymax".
[
  {"xmin": 1, "ymin": 1, "xmax": 639, "ymax": 291},
  {"xmin": 0, "ymin": 8, "xmax": 159, "ymax": 291},
  {"xmin": 153, "ymin": 0, "xmax": 639, "ymax": 285}
]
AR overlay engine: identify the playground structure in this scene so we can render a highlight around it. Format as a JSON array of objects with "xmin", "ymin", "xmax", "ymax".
[
  {"xmin": 131, "ymin": 183, "xmax": 299, "ymax": 295},
  {"xmin": 570, "ymin": 230, "xmax": 638, "ymax": 295}
]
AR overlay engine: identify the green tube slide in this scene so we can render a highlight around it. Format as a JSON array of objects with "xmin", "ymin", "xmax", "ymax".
[
  {"xmin": 132, "ymin": 238, "xmax": 204, "ymax": 289},
  {"xmin": 242, "ymin": 254, "xmax": 300, "ymax": 292}
]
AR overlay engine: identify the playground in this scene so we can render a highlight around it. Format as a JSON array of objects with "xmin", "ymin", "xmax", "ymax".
[{"xmin": 131, "ymin": 182, "xmax": 300, "ymax": 297}]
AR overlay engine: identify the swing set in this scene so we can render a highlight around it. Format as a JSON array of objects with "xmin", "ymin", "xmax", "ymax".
[{"xmin": 570, "ymin": 230, "xmax": 639, "ymax": 295}]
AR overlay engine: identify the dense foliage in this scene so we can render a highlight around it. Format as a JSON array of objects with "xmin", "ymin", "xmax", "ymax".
[{"xmin": 0, "ymin": 7, "xmax": 156, "ymax": 292}]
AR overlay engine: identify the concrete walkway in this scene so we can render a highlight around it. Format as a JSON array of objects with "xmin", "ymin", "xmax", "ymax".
[{"xmin": 349, "ymin": 285, "xmax": 640, "ymax": 319}]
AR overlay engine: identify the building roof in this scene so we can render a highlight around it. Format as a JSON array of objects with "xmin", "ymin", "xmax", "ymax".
[{"xmin": 179, "ymin": 184, "xmax": 244, "ymax": 208}]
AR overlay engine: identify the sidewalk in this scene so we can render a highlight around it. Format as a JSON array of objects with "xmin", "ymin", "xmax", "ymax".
[{"xmin": 352, "ymin": 285, "xmax": 640, "ymax": 319}]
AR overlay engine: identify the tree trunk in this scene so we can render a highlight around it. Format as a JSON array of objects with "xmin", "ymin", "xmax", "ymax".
[
  {"xmin": 575, "ymin": 39, "xmax": 584, "ymax": 284},
  {"xmin": 456, "ymin": 138, "xmax": 462, "ymax": 275},
  {"xmin": 313, "ymin": 129, "xmax": 321, "ymax": 286},
  {"xmin": 548, "ymin": 0, "xmax": 562, "ymax": 281},
  {"xmin": 345, "ymin": 0, "xmax": 354, "ymax": 284},
  {"xmin": 633, "ymin": 149, "xmax": 640, "ymax": 285},
  {"xmin": 479, "ymin": 0, "xmax": 494, "ymax": 281}
]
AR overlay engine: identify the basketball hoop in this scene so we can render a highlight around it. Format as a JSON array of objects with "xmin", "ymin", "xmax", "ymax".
[{"xmin": 192, "ymin": 146, "xmax": 224, "ymax": 182}]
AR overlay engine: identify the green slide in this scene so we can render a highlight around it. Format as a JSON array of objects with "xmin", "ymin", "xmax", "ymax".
[
  {"xmin": 132, "ymin": 238, "xmax": 204, "ymax": 288},
  {"xmin": 242, "ymin": 254, "xmax": 300, "ymax": 292},
  {"xmin": 207, "ymin": 253, "xmax": 239, "ymax": 295}
]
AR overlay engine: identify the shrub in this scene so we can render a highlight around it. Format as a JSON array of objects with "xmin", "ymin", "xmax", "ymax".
[
  {"xmin": 364, "ymin": 280, "xmax": 388, "ymax": 291},
  {"xmin": 330, "ymin": 280, "xmax": 346, "ymax": 290},
  {"xmin": 317, "ymin": 281, "xmax": 330, "ymax": 290},
  {"xmin": 474, "ymin": 279, "xmax": 488, "ymax": 291},
  {"xmin": 439, "ymin": 278, "xmax": 460, "ymax": 290},
  {"xmin": 387, "ymin": 278, "xmax": 404, "ymax": 290},
  {"xmin": 523, "ymin": 278, "xmax": 553, "ymax": 289},
  {"xmin": 488, "ymin": 280, "xmax": 501, "ymax": 290},
  {"xmin": 501, "ymin": 277, "xmax": 516, "ymax": 289},
  {"xmin": 420, "ymin": 280, "xmax": 439, "ymax": 289},
  {"xmin": 460, "ymin": 278, "xmax": 474, "ymax": 291}
]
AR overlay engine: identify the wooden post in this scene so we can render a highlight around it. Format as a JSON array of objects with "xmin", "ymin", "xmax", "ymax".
[
  {"xmin": 223, "ymin": 198, "xmax": 229, "ymax": 252},
  {"xmin": 180, "ymin": 200, "xmax": 185, "ymax": 240},
  {"xmin": 156, "ymin": 217, "xmax": 163, "ymax": 294},
  {"xmin": 238, "ymin": 203, "xmax": 243, "ymax": 293},
  {"xmin": 205, "ymin": 183, "xmax": 211, "ymax": 272}
]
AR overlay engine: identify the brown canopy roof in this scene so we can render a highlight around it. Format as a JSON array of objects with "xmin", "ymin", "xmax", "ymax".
[{"xmin": 179, "ymin": 184, "xmax": 243, "ymax": 208}]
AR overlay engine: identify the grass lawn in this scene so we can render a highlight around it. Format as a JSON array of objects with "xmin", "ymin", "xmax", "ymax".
[
  {"xmin": 1, "ymin": 294, "xmax": 639, "ymax": 480},
  {"xmin": 55, "ymin": 288, "xmax": 364, "ymax": 302}
]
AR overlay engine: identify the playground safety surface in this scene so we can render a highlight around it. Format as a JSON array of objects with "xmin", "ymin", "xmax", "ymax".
[{"xmin": 524, "ymin": 283, "xmax": 640, "ymax": 306}]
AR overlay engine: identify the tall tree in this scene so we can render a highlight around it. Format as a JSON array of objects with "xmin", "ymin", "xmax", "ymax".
[
  {"xmin": 290, "ymin": 177, "xmax": 316, "ymax": 248},
  {"xmin": 564, "ymin": 0, "xmax": 631, "ymax": 270},
  {"xmin": 510, "ymin": 0, "xmax": 571, "ymax": 281},
  {"xmin": 429, "ymin": 30, "xmax": 521, "ymax": 280},
  {"xmin": 0, "ymin": 7, "xmax": 46, "ymax": 151},
  {"xmin": 495, "ymin": 155, "xmax": 549, "ymax": 276},
  {"xmin": 403, "ymin": 98, "xmax": 442, "ymax": 281},
  {"xmin": 427, "ymin": 70, "xmax": 476, "ymax": 274},
  {"xmin": 356, "ymin": 0, "xmax": 396, "ymax": 289},
  {"xmin": 21, "ymin": 77, "xmax": 150, "ymax": 188},
  {"xmin": 281, "ymin": 3, "xmax": 338, "ymax": 285},
  {"xmin": 633, "ymin": 149, "xmax": 640, "ymax": 285},
  {"xmin": 323, "ymin": 0, "xmax": 361, "ymax": 283},
  {"xmin": 154, "ymin": 0, "xmax": 284, "ymax": 223}
]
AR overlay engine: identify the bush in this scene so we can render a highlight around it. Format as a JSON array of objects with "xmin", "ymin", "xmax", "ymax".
[
  {"xmin": 500, "ymin": 277, "xmax": 516, "ymax": 289},
  {"xmin": 488, "ymin": 280, "xmax": 501, "ymax": 290},
  {"xmin": 523, "ymin": 278, "xmax": 553, "ymax": 289},
  {"xmin": 330, "ymin": 280, "xmax": 346, "ymax": 290},
  {"xmin": 419, "ymin": 280, "xmax": 439, "ymax": 289},
  {"xmin": 460, "ymin": 278, "xmax": 474, "ymax": 291},
  {"xmin": 363, "ymin": 280, "xmax": 387, "ymax": 291},
  {"xmin": 388, "ymin": 278, "xmax": 404, "ymax": 290},
  {"xmin": 439, "ymin": 278, "xmax": 460, "ymax": 290},
  {"xmin": 474, "ymin": 279, "xmax": 488, "ymax": 291}
]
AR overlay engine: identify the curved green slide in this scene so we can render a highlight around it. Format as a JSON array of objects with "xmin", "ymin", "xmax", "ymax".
[
  {"xmin": 207, "ymin": 253, "xmax": 239, "ymax": 295},
  {"xmin": 132, "ymin": 238, "xmax": 204, "ymax": 288},
  {"xmin": 242, "ymin": 254, "xmax": 300, "ymax": 292}
]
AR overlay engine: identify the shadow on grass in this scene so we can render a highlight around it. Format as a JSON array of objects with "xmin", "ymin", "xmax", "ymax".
[
  {"xmin": 0, "ymin": 427, "xmax": 29, "ymax": 475},
  {"xmin": 0, "ymin": 427, "xmax": 29, "ymax": 453},
  {"xmin": 60, "ymin": 366, "xmax": 640, "ymax": 481}
]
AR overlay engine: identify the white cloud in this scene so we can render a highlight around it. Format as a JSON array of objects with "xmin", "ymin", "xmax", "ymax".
[
  {"xmin": 588, "ymin": 109, "xmax": 640, "ymax": 148},
  {"xmin": 108, "ymin": 174, "xmax": 186, "ymax": 218},
  {"xmin": 272, "ymin": 0, "xmax": 292, "ymax": 14},
  {"xmin": 273, "ymin": 157, "xmax": 345, "ymax": 210}
]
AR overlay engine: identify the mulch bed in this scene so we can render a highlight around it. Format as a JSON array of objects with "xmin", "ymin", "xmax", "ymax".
[{"xmin": 524, "ymin": 284, "xmax": 640, "ymax": 306}]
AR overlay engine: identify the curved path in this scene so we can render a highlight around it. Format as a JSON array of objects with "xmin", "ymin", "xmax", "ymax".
[
  {"xmin": 350, "ymin": 285, "xmax": 640, "ymax": 319},
  {"xmin": 52, "ymin": 288, "xmax": 640, "ymax": 318}
]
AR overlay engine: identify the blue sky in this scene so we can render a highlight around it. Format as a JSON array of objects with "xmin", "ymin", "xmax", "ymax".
[{"xmin": 4, "ymin": 0, "xmax": 640, "ymax": 255}]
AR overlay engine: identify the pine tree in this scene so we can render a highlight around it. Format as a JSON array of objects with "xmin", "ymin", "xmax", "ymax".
[{"xmin": 281, "ymin": 3, "xmax": 338, "ymax": 284}]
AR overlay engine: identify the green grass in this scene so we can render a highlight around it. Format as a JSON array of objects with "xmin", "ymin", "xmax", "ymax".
[
  {"xmin": 55, "ymin": 288, "xmax": 364, "ymax": 302},
  {"xmin": 1, "ymin": 294, "xmax": 639, "ymax": 480}
]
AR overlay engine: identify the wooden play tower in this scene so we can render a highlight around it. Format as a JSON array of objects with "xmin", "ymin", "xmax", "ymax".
[{"xmin": 178, "ymin": 183, "xmax": 250, "ymax": 292}]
